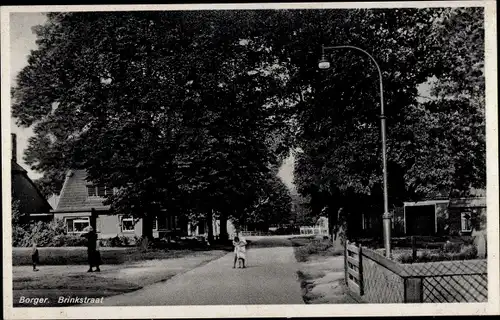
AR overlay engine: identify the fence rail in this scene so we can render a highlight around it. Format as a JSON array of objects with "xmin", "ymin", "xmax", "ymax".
[
  {"xmin": 344, "ymin": 242, "xmax": 488, "ymax": 303},
  {"xmin": 299, "ymin": 227, "xmax": 329, "ymax": 235},
  {"xmin": 238, "ymin": 231, "xmax": 272, "ymax": 237},
  {"xmin": 345, "ymin": 241, "xmax": 363, "ymax": 296}
]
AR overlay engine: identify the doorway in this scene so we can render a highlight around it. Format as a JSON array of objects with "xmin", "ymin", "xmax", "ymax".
[{"xmin": 405, "ymin": 205, "xmax": 436, "ymax": 236}]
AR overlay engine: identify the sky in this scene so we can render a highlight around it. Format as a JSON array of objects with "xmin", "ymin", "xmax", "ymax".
[
  {"xmin": 10, "ymin": 12, "xmax": 47, "ymax": 181},
  {"xmin": 9, "ymin": 12, "xmax": 297, "ymax": 189}
]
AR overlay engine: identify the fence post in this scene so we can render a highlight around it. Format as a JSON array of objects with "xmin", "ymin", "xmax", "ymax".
[
  {"xmin": 405, "ymin": 277, "xmax": 423, "ymax": 303},
  {"xmin": 484, "ymin": 234, "xmax": 487, "ymax": 258},
  {"xmin": 359, "ymin": 245, "xmax": 364, "ymax": 296},
  {"xmin": 344, "ymin": 240, "xmax": 348, "ymax": 286},
  {"xmin": 411, "ymin": 236, "xmax": 417, "ymax": 261}
]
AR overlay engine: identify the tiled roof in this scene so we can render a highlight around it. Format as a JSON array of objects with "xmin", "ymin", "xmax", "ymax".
[{"xmin": 55, "ymin": 169, "xmax": 110, "ymax": 212}]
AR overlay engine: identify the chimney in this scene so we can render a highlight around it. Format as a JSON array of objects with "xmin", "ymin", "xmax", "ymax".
[{"xmin": 11, "ymin": 133, "xmax": 17, "ymax": 163}]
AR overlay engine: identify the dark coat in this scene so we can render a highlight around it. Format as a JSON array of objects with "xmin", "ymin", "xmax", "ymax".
[{"xmin": 31, "ymin": 248, "xmax": 39, "ymax": 264}]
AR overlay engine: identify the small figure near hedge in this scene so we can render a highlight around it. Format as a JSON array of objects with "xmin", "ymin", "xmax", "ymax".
[
  {"xmin": 31, "ymin": 241, "xmax": 39, "ymax": 271},
  {"xmin": 82, "ymin": 226, "xmax": 101, "ymax": 272}
]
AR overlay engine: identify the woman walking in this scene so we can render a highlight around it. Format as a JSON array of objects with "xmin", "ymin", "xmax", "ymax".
[{"xmin": 82, "ymin": 226, "xmax": 100, "ymax": 272}]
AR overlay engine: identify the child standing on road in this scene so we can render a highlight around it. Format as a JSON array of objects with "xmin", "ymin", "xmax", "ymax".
[
  {"xmin": 31, "ymin": 241, "xmax": 39, "ymax": 272},
  {"xmin": 232, "ymin": 236, "xmax": 247, "ymax": 269}
]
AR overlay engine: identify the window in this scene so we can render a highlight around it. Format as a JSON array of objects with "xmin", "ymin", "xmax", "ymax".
[
  {"xmin": 87, "ymin": 186, "xmax": 97, "ymax": 197},
  {"xmin": 153, "ymin": 218, "xmax": 158, "ymax": 231},
  {"xmin": 461, "ymin": 211, "xmax": 473, "ymax": 232},
  {"xmin": 121, "ymin": 216, "xmax": 135, "ymax": 233},
  {"xmin": 363, "ymin": 215, "xmax": 373, "ymax": 230},
  {"xmin": 97, "ymin": 186, "xmax": 106, "ymax": 197},
  {"xmin": 66, "ymin": 217, "xmax": 90, "ymax": 234},
  {"xmin": 87, "ymin": 185, "xmax": 114, "ymax": 198}
]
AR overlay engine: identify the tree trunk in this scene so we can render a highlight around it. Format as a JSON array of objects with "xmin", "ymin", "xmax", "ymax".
[
  {"xmin": 328, "ymin": 208, "xmax": 335, "ymax": 240},
  {"xmin": 142, "ymin": 213, "xmax": 154, "ymax": 241},
  {"xmin": 219, "ymin": 213, "xmax": 228, "ymax": 241},
  {"xmin": 332, "ymin": 207, "xmax": 345, "ymax": 251},
  {"xmin": 207, "ymin": 210, "xmax": 214, "ymax": 243}
]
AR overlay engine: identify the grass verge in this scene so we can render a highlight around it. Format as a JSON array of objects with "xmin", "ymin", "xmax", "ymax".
[
  {"xmin": 292, "ymin": 237, "xmax": 357, "ymax": 304},
  {"xmin": 291, "ymin": 237, "xmax": 343, "ymax": 262},
  {"xmin": 13, "ymin": 250, "xmax": 227, "ymax": 307},
  {"xmin": 13, "ymin": 246, "xmax": 231, "ymax": 266}
]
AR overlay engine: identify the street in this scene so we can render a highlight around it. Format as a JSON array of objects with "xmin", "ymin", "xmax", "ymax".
[{"xmin": 101, "ymin": 241, "xmax": 304, "ymax": 305}]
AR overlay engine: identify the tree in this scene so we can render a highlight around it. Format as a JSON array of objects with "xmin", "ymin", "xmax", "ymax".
[
  {"xmin": 269, "ymin": 8, "xmax": 485, "ymax": 238},
  {"xmin": 11, "ymin": 11, "xmax": 293, "ymax": 241},
  {"xmin": 234, "ymin": 171, "xmax": 293, "ymax": 231}
]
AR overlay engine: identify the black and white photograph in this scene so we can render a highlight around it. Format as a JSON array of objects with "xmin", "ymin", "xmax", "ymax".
[{"xmin": 2, "ymin": 1, "xmax": 498, "ymax": 319}]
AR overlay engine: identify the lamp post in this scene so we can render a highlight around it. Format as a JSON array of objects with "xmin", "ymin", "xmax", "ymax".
[{"xmin": 318, "ymin": 45, "xmax": 391, "ymax": 257}]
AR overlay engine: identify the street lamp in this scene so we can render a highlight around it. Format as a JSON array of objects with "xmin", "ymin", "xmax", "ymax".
[{"xmin": 318, "ymin": 45, "xmax": 392, "ymax": 257}]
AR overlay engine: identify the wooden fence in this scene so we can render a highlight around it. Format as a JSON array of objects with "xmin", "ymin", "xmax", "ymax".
[
  {"xmin": 299, "ymin": 227, "xmax": 329, "ymax": 235},
  {"xmin": 345, "ymin": 241, "xmax": 363, "ymax": 296},
  {"xmin": 343, "ymin": 241, "xmax": 487, "ymax": 303}
]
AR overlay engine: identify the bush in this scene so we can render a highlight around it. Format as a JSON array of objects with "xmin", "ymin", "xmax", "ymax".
[
  {"xmin": 294, "ymin": 239, "xmax": 342, "ymax": 262},
  {"xmin": 51, "ymin": 235, "xmax": 87, "ymax": 247},
  {"xmin": 396, "ymin": 253, "xmax": 414, "ymax": 264},
  {"xmin": 12, "ymin": 218, "xmax": 68, "ymax": 247},
  {"xmin": 457, "ymin": 244, "xmax": 478, "ymax": 260},
  {"xmin": 99, "ymin": 235, "xmax": 136, "ymax": 247},
  {"xmin": 443, "ymin": 241, "xmax": 462, "ymax": 253},
  {"xmin": 395, "ymin": 243, "xmax": 479, "ymax": 263}
]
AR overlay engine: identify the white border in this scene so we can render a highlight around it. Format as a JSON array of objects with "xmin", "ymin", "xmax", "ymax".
[{"xmin": 2, "ymin": 1, "xmax": 498, "ymax": 319}]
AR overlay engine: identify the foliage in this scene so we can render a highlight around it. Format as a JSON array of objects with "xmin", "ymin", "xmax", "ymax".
[
  {"xmin": 12, "ymin": 9, "xmax": 485, "ymax": 237},
  {"xmin": 292, "ymin": 238, "xmax": 343, "ymax": 262},
  {"xmin": 12, "ymin": 217, "xmax": 79, "ymax": 247},
  {"xmin": 12, "ymin": 11, "xmax": 293, "ymax": 240},
  {"xmin": 11, "ymin": 199, "xmax": 26, "ymax": 227},
  {"xmin": 233, "ymin": 170, "xmax": 293, "ymax": 230},
  {"xmin": 286, "ymin": 8, "xmax": 485, "ymax": 230},
  {"xmin": 33, "ymin": 174, "xmax": 65, "ymax": 199},
  {"xmin": 395, "ymin": 244, "xmax": 478, "ymax": 263},
  {"xmin": 50, "ymin": 235, "xmax": 88, "ymax": 247},
  {"xmin": 99, "ymin": 235, "xmax": 134, "ymax": 247}
]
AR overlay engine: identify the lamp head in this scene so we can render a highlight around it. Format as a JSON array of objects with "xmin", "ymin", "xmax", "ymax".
[{"xmin": 318, "ymin": 54, "xmax": 331, "ymax": 70}]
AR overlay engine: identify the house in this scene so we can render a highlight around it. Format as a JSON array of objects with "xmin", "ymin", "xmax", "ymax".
[
  {"xmin": 53, "ymin": 169, "xmax": 235, "ymax": 239},
  {"xmin": 355, "ymin": 189, "xmax": 486, "ymax": 238},
  {"xmin": 403, "ymin": 191, "xmax": 486, "ymax": 236},
  {"xmin": 53, "ymin": 169, "xmax": 182, "ymax": 239},
  {"xmin": 11, "ymin": 133, "xmax": 52, "ymax": 222}
]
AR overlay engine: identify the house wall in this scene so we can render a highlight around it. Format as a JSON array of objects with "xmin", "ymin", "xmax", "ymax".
[
  {"xmin": 404, "ymin": 198, "xmax": 486, "ymax": 236},
  {"xmin": 97, "ymin": 215, "xmax": 143, "ymax": 239},
  {"xmin": 448, "ymin": 206, "xmax": 486, "ymax": 235},
  {"xmin": 54, "ymin": 212, "xmax": 143, "ymax": 239},
  {"xmin": 54, "ymin": 212, "xmax": 91, "ymax": 220},
  {"xmin": 97, "ymin": 215, "xmax": 118, "ymax": 237},
  {"xmin": 403, "ymin": 201, "xmax": 449, "ymax": 236}
]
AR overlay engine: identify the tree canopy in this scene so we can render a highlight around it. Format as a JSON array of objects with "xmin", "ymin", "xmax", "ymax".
[
  {"xmin": 277, "ymin": 8, "xmax": 486, "ymax": 224},
  {"xmin": 12, "ymin": 8, "xmax": 485, "ymax": 238}
]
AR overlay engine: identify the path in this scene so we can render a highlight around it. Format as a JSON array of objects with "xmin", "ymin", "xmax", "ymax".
[{"xmin": 101, "ymin": 243, "xmax": 304, "ymax": 305}]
